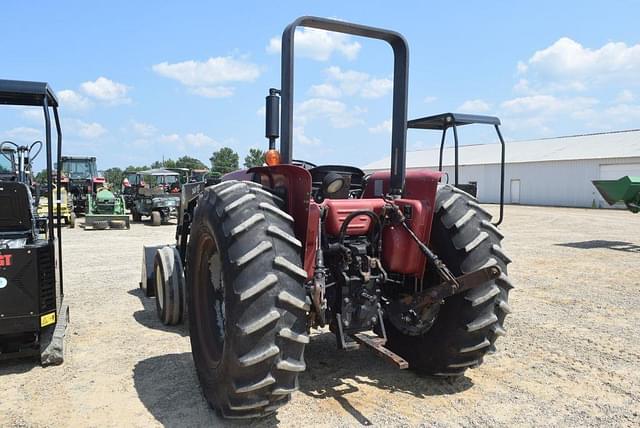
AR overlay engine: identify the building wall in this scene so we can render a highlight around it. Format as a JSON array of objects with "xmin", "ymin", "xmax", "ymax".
[{"xmin": 411, "ymin": 157, "xmax": 640, "ymax": 208}]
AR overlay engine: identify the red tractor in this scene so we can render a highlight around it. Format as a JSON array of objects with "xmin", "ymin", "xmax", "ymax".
[{"xmin": 142, "ymin": 16, "xmax": 512, "ymax": 419}]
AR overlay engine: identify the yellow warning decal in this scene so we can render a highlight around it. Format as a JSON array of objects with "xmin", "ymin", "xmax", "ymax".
[{"xmin": 41, "ymin": 312, "xmax": 56, "ymax": 327}]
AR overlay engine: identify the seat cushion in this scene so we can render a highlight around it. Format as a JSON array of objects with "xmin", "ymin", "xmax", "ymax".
[{"xmin": 0, "ymin": 182, "xmax": 34, "ymax": 235}]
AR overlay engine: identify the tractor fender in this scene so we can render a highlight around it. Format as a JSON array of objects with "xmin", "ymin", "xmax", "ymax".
[{"xmin": 223, "ymin": 165, "xmax": 314, "ymax": 279}]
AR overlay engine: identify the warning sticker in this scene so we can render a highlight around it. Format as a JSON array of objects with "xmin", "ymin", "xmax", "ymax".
[{"xmin": 41, "ymin": 312, "xmax": 56, "ymax": 327}]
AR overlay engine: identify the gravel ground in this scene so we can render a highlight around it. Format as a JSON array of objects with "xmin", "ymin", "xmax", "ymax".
[{"xmin": 1, "ymin": 205, "xmax": 639, "ymax": 427}]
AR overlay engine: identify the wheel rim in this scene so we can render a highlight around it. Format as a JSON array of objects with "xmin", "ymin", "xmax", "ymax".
[
  {"xmin": 194, "ymin": 232, "xmax": 225, "ymax": 367},
  {"xmin": 155, "ymin": 264, "xmax": 164, "ymax": 310}
]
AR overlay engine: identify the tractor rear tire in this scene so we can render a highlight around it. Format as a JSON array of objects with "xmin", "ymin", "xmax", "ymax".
[
  {"xmin": 132, "ymin": 210, "xmax": 142, "ymax": 222},
  {"xmin": 151, "ymin": 211, "xmax": 162, "ymax": 226},
  {"xmin": 69, "ymin": 213, "xmax": 76, "ymax": 229},
  {"xmin": 154, "ymin": 246, "xmax": 185, "ymax": 325},
  {"xmin": 187, "ymin": 180, "xmax": 309, "ymax": 419},
  {"xmin": 385, "ymin": 184, "xmax": 513, "ymax": 377}
]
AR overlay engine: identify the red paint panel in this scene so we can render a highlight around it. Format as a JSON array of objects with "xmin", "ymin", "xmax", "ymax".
[
  {"xmin": 323, "ymin": 199, "xmax": 386, "ymax": 236},
  {"xmin": 363, "ymin": 169, "xmax": 443, "ymax": 276},
  {"xmin": 304, "ymin": 203, "xmax": 321, "ymax": 279},
  {"xmin": 235, "ymin": 165, "xmax": 314, "ymax": 279},
  {"xmin": 381, "ymin": 199, "xmax": 427, "ymax": 275},
  {"xmin": 222, "ymin": 169, "xmax": 254, "ymax": 182}
]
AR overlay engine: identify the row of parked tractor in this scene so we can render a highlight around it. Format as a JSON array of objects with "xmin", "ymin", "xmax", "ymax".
[{"xmin": 1, "ymin": 148, "xmax": 218, "ymax": 231}]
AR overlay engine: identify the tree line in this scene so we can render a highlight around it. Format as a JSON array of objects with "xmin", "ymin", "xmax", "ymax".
[{"xmin": 34, "ymin": 147, "xmax": 266, "ymax": 185}]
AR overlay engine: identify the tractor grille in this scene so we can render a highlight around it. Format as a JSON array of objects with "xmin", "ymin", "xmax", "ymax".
[{"xmin": 38, "ymin": 246, "xmax": 56, "ymax": 312}]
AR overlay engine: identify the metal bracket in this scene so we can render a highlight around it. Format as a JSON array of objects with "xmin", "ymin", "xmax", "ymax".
[
  {"xmin": 352, "ymin": 332, "xmax": 408, "ymax": 369},
  {"xmin": 335, "ymin": 313, "xmax": 360, "ymax": 351}
]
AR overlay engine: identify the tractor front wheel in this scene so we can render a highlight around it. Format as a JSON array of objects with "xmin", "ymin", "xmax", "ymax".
[
  {"xmin": 187, "ymin": 180, "xmax": 309, "ymax": 419},
  {"xmin": 69, "ymin": 213, "xmax": 76, "ymax": 229},
  {"xmin": 154, "ymin": 246, "xmax": 185, "ymax": 325},
  {"xmin": 385, "ymin": 184, "xmax": 513, "ymax": 377},
  {"xmin": 151, "ymin": 211, "xmax": 162, "ymax": 226}
]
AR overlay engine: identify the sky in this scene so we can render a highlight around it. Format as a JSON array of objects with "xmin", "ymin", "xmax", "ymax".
[{"xmin": 1, "ymin": 1, "xmax": 639, "ymax": 172}]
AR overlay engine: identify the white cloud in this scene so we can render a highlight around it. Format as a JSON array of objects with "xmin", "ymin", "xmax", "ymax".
[
  {"xmin": 184, "ymin": 132, "xmax": 217, "ymax": 148},
  {"xmin": 368, "ymin": 119, "xmax": 392, "ymax": 134},
  {"xmin": 503, "ymin": 38, "xmax": 640, "ymax": 136},
  {"xmin": 81, "ymin": 77, "xmax": 131, "ymax": 104},
  {"xmin": 519, "ymin": 37, "xmax": 640, "ymax": 89},
  {"xmin": 361, "ymin": 78, "xmax": 393, "ymax": 98},
  {"xmin": 159, "ymin": 132, "xmax": 218, "ymax": 149},
  {"xmin": 1, "ymin": 127, "xmax": 41, "ymax": 141},
  {"xmin": 159, "ymin": 134, "xmax": 180, "ymax": 144},
  {"xmin": 190, "ymin": 86, "xmax": 235, "ymax": 98},
  {"xmin": 21, "ymin": 109, "xmax": 44, "ymax": 122},
  {"xmin": 297, "ymin": 98, "xmax": 364, "ymax": 128},
  {"xmin": 152, "ymin": 56, "xmax": 261, "ymax": 98},
  {"xmin": 66, "ymin": 119, "xmax": 107, "ymax": 139},
  {"xmin": 58, "ymin": 89, "xmax": 92, "ymax": 110},
  {"xmin": 499, "ymin": 95, "xmax": 600, "ymax": 135},
  {"xmin": 616, "ymin": 89, "xmax": 635, "ymax": 103},
  {"xmin": 423, "ymin": 96, "xmax": 437, "ymax": 103},
  {"xmin": 131, "ymin": 121, "xmax": 157, "ymax": 137},
  {"xmin": 294, "ymin": 126, "xmax": 321, "ymax": 145},
  {"xmin": 324, "ymin": 66, "xmax": 392, "ymax": 99},
  {"xmin": 458, "ymin": 99, "xmax": 491, "ymax": 113},
  {"xmin": 308, "ymin": 83, "xmax": 342, "ymax": 99},
  {"xmin": 266, "ymin": 27, "xmax": 361, "ymax": 61},
  {"xmin": 500, "ymin": 95, "xmax": 598, "ymax": 114}
]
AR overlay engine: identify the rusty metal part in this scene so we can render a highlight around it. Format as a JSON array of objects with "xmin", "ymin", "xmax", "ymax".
[
  {"xmin": 352, "ymin": 332, "xmax": 408, "ymax": 369},
  {"xmin": 413, "ymin": 265, "xmax": 502, "ymax": 310},
  {"xmin": 399, "ymin": 218, "xmax": 458, "ymax": 285},
  {"xmin": 383, "ymin": 201, "xmax": 459, "ymax": 286}
]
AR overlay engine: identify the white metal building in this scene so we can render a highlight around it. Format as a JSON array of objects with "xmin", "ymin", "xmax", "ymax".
[{"xmin": 363, "ymin": 129, "xmax": 640, "ymax": 208}]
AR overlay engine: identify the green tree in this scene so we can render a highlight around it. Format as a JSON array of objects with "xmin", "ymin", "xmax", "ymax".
[
  {"xmin": 244, "ymin": 148, "xmax": 265, "ymax": 168},
  {"xmin": 150, "ymin": 159, "xmax": 176, "ymax": 169},
  {"xmin": 34, "ymin": 169, "xmax": 48, "ymax": 184},
  {"xmin": 103, "ymin": 167, "xmax": 124, "ymax": 185},
  {"xmin": 175, "ymin": 155, "xmax": 207, "ymax": 170},
  {"xmin": 210, "ymin": 147, "xmax": 239, "ymax": 175},
  {"xmin": 123, "ymin": 165, "xmax": 148, "ymax": 173}
]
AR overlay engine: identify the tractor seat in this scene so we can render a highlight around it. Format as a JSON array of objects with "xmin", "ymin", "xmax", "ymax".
[{"xmin": 0, "ymin": 181, "xmax": 36, "ymax": 242}]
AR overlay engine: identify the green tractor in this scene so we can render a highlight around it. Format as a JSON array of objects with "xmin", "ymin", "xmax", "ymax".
[{"xmin": 85, "ymin": 186, "xmax": 130, "ymax": 230}]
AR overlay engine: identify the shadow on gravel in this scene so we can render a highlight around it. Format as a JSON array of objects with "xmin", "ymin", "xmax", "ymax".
[
  {"xmin": 141, "ymin": 221, "xmax": 176, "ymax": 228},
  {"xmin": 133, "ymin": 332, "xmax": 473, "ymax": 426},
  {"xmin": 556, "ymin": 240, "xmax": 640, "ymax": 253},
  {"xmin": 299, "ymin": 331, "xmax": 474, "ymax": 426},
  {"xmin": 0, "ymin": 358, "xmax": 39, "ymax": 376},
  {"xmin": 133, "ymin": 353, "xmax": 276, "ymax": 427},
  {"xmin": 128, "ymin": 288, "xmax": 189, "ymax": 337}
]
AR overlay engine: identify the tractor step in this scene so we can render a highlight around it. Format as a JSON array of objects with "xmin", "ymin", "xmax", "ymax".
[
  {"xmin": 40, "ymin": 302, "xmax": 69, "ymax": 366},
  {"xmin": 352, "ymin": 332, "xmax": 408, "ymax": 369}
]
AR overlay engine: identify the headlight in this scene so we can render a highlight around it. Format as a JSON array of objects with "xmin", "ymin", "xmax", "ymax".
[{"xmin": 322, "ymin": 172, "xmax": 345, "ymax": 195}]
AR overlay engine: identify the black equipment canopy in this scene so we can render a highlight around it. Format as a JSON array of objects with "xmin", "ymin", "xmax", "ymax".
[{"xmin": 0, "ymin": 79, "xmax": 59, "ymax": 107}]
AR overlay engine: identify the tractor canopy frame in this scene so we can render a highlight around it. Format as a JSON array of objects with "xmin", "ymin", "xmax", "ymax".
[
  {"xmin": 0, "ymin": 79, "xmax": 64, "ymax": 288},
  {"xmin": 407, "ymin": 113, "xmax": 506, "ymax": 226},
  {"xmin": 280, "ymin": 16, "xmax": 409, "ymax": 196}
]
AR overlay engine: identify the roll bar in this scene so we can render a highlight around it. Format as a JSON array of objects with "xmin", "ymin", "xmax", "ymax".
[{"xmin": 280, "ymin": 16, "xmax": 409, "ymax": 196}]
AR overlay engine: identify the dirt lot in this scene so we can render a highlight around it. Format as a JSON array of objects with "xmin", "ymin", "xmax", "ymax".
[{"xmin": 1, "ymin": 205, "xmax": 639, "ymax": 427}]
